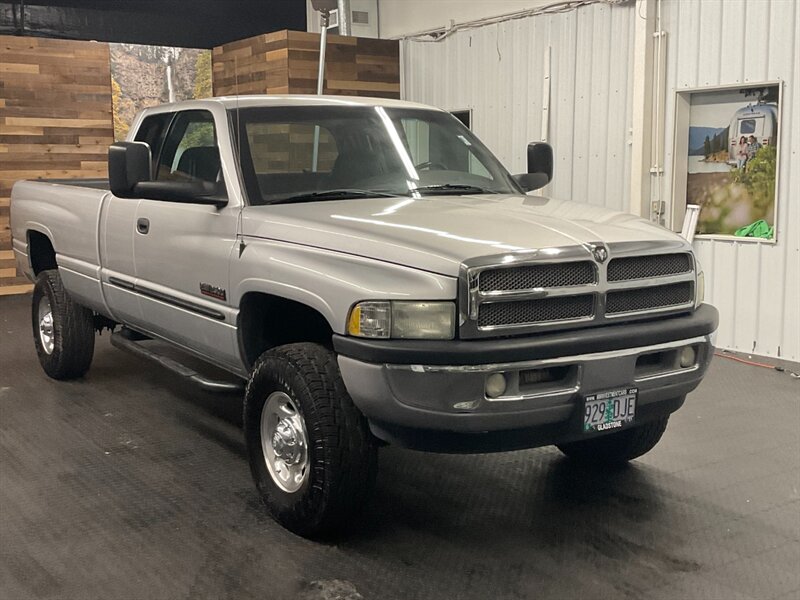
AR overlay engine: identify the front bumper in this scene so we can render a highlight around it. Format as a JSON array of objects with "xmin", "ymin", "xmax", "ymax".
[{"xmin": 334, "ymin": 305, "xmax": 718, "ymax": 452}]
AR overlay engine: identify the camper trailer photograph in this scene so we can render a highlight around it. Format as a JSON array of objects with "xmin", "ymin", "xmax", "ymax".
[{"xmin": 686, "ymin": 84, "xmax": 780, "ymax": 238}]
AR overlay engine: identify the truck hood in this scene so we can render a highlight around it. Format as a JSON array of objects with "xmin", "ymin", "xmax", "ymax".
[{"xmin": 242, "ymin": 194, "xmax": 689, "ymax": 277}]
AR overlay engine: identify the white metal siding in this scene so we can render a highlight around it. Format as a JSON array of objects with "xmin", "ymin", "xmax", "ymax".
[
  {"xmin": 402, "ymin": 0, "xmax": 800, "ymax": 360},
  {"xmin": 661, "ymin": 0, "xmax": 799, "ymax": 361},
  {"xmin": 402, "ymin": 2, "xmax": 635, "ymax": 211}
]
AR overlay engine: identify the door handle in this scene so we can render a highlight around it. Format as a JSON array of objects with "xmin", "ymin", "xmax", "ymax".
[{"xmin": 136, "ymin": 218, "xmax": 150, "ymax": 235}]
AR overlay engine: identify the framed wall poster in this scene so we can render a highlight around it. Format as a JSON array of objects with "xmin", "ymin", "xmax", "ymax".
[{"xmin": 671, "ymin": 82, "xmax": 782, "ymax": 242}]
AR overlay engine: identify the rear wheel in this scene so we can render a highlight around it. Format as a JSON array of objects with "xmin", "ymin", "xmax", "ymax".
[
  {"xmin": 31, "ymin": 269, "xmax": 95, "ymax": 380},
  {"xmin": 243, "ymin": 342, "xmax": 377, "ymax": 537},
  {"xmin": 557, "ymin": 416, "xmax": 669, "ymax": 465}
]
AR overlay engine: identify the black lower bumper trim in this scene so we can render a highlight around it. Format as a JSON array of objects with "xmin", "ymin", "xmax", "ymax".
[
  {"xmin": 334, "ymin": 304, "xmax": 718, "ymax": 366},
  {"xmin": 369, "ymin": 396, "xmax": 686, "ymax": 453}
]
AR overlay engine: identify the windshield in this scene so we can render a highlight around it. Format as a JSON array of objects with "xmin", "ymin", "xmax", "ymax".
[{"xmin": 232, "ymin": 105, "xmax": 522, "ymax": 205}]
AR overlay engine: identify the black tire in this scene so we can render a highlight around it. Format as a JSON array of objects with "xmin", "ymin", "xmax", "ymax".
[
  {"xmin": 557, "ymin": 416, "xmax": 669, "ymax": 465},
  {"xmin": 243, "ymin": 342, "xmax": 377, "ymax": 538},
  {"xmin": 31, "ymin": 269, "xmax": 95, "ymax": 380}
]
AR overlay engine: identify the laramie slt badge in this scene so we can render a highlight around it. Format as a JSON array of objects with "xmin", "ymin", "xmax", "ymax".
[{"xmin": 200, "ymin": 282, "xmax": 226, "ymax": 301}]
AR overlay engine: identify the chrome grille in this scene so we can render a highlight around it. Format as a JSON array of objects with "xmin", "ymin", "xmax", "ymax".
[
  {"xmin": 480, "ymin": 262, "xmax": 596, "ymax": 292},
  {"xmin": 607, "ymin": 253, "xmax": 692, "ymax": 282},
  {"xmin": 462, "ymin": 243, "xmax": 697, "ymax": 338},
  {"xmin": 607, "ymin": 282, "xmax": 694, "ymax": 315},
  {"xmin": 479, "ymin": 295, "xmax": 595, "ymax": 327}
]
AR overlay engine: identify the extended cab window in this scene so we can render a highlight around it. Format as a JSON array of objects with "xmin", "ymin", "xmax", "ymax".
[{"xmin": 156, "ymin": 110, "xmax": 221, "ymax": 184}]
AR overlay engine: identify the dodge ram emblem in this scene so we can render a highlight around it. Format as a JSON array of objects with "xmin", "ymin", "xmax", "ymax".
[{"xmin": 591, "ymin": 245, "xmax": 608, "ymax": 263}]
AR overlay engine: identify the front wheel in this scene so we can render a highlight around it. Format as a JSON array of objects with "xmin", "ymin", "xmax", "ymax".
[
  {"xmin": 556, "ymin": 416, "xmax": 670, "ymax": 465},
  {"xmin": 243, "ymin": 343, "xmax": 377, "ymax": 538},
  {"xmin": 31, "ymin": 269, "xmax": 95, "ymax": 380}
]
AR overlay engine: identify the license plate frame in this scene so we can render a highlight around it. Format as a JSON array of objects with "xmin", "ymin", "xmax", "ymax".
[{"xmin": 582, "ymin": 387, "xmax": 638, "ymax": 433}]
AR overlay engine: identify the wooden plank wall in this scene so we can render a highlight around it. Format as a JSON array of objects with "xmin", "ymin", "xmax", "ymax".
[
  {"xmin": 0, "ymin": 35, "xmax": 114, "ymax": 296},
  {"xmin": 213, "ymin": 30, "xmax": 399, "ymax": 98}
]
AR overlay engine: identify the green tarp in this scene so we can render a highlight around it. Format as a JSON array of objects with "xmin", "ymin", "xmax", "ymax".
[{"xmin": 734, "ymin": 220, "xmax": 774, "ymax": 240}]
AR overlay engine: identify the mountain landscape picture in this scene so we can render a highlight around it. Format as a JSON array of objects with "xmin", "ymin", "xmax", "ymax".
[{"xmin": 110, "ymin": 43, "xmax": 212, "ymax": 141}]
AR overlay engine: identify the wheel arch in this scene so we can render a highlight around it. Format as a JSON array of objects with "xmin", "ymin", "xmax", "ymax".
[
  {"xmin": 237, "ymin": 291, "xmax": 336, "ymax": 371},
  {"xmin": 27, "ymin": 229, "xmax": 58, "ymax": 275}
]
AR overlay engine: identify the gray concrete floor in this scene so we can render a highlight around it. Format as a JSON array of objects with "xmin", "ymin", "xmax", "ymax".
[{"xmin": 1, "ymin": 293, "xmax": 798, "ymax": 600}]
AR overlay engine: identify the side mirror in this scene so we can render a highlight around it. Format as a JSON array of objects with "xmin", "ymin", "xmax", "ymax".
[
  {"xmin": 109, "ymin": 141, "xmax": 152, "ymax": 198},
  {"xmin": 108, "ymin": 142, "xmax": 226, "ymax": 206},
  {"xmin": 514, "ymin": 142, "xmax": 553, "ymax": 192}
]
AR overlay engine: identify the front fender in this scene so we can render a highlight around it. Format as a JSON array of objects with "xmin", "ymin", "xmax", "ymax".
[{"xmin": 230, "ymin": 239, "xmax": 458, "ymax": 334}]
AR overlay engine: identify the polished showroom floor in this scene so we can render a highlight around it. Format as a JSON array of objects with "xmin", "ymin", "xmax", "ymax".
[{"xmin": 1, "ymin": 294, "xmax": 798, "ymax": 600}]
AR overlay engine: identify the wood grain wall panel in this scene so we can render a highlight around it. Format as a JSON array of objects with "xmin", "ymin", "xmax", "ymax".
[
  {"xmin": 0, "ymin": 35, "xmax": 114, "ymax": 294},
  {"xmin": 213, "ymin": 30, "xmax": 399, "ymax": 98}
]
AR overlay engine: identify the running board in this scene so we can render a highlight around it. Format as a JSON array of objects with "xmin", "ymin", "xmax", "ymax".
[{"xmin": 110, "ymin": 329, "xmax": 245, "ymax": 393}]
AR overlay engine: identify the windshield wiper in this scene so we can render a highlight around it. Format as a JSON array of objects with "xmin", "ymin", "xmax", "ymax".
[
  {"xmin": 408, "ymin": 184, "xmax": 498, "ymax": 195},
  {"xmin": 270, "ymin": 189, "xmax": 400, "ymax": 205}
]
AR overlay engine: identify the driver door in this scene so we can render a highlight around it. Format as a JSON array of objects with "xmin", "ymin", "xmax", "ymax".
[{"xmin": 132, "ymin": 109, "xmax": 241, "ymax": 369}]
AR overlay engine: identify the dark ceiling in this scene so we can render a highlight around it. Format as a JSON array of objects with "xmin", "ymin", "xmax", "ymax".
[{"xmin": 0, "ymin": 0, "xmax": 307, "ymax": 48}]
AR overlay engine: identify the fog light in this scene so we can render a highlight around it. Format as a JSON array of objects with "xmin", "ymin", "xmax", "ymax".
[
  {"xmin": 680, "ymin": 346, "xmax": 697, "ymax": 368},
  {"xmin": 485, "ymin": 373, "xmax": 507, "ymax": 398}
]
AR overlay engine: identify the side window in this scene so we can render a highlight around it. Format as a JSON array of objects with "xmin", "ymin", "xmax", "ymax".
[
  {"xmin": 156, "ymin": 110, "xmax": 220, "ymax": 183},
  {"xmin": 134, "ymin": 113, "xmax": 173, "ymax": 174}
]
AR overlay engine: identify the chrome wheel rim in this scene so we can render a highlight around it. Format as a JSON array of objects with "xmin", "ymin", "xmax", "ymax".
[
  {"xmin": 260, "ymin": 391, "xmax": 309, "ymax": 493},
  {"xmin": 37, "ymin": 296, "xmax": 55, "ymax": 355}
]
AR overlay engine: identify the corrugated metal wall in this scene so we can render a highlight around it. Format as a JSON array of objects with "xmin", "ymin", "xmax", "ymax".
[
  {"xmin": 402, "ymin": 1, "xmax": 635, "ymax": 212},
  {"xmin": 660, "ymin": 0, "xmax": 799, "ymax": 361},
  {"xmin": 402, "ymin": 0, "xmax": 799, "ymax": 361}
]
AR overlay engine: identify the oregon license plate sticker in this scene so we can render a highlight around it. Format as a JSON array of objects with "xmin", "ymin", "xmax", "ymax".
[{"xmin": 583, "ymin": 387, "xmax": 637, "ymax": 433}]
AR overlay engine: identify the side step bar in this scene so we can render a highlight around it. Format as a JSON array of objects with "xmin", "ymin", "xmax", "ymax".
[{"xmin": 110, "ymin": 329, "xmax": 245, "ymax": 393}]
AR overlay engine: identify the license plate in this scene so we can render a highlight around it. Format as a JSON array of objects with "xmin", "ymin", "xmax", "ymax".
[{"xmin": 583, "ymin": 387, "xmax": 637, "ymax": 433}]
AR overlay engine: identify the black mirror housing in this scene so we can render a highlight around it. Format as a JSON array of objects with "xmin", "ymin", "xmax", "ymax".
[
  {"xmin": 134, "ymin": 181, "xmax": 226, "ymax": 206},
  {"xmin": 515, "ymin": 142, "xmax": 554, "ymax": 192},
  {"xmin": 109, "ymin": 141, "xmax": 152, "ymax": 198},
  {"xmin": 109, "ymin": 141, "xmax": 227, "ymax": 206},
  {"xmin": 514, "ymin": 172, "xmax": 551, "ymax": 192}
]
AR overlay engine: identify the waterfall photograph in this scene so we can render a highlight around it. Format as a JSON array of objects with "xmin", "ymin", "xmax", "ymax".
[{"xmin": 109, "ymin": 43, "xmax": 212, "ymax": 141}]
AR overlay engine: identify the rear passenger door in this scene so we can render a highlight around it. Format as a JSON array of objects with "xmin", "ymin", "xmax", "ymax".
[{"xmin": 132, "ymin": 109, "xmax": 241, "ymax": 369}]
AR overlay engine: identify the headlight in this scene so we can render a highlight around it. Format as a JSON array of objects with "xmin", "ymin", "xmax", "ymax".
[
  {"xmin": 695, "ymin": 260, "xmax": 705, "ymax": 308},
  {"xmin": 348, "ymin": 301, "xmax": 456, "ymax": 340}
]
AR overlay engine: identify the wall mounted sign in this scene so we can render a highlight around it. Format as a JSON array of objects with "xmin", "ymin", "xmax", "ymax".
[{"xmin": 672, "ymin": 82, "xmax": 782, "ymax": 241}]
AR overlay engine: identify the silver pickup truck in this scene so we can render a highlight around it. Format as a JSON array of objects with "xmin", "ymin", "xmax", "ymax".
[{"xmin": 10, "ymin": 96, "xmax": 718, "ymax": 536}]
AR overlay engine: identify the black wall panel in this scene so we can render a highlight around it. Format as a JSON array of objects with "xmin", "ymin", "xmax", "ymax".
[{"xmin": 0, "ymin": 1, "xmax": 306, "ymax": 48}]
